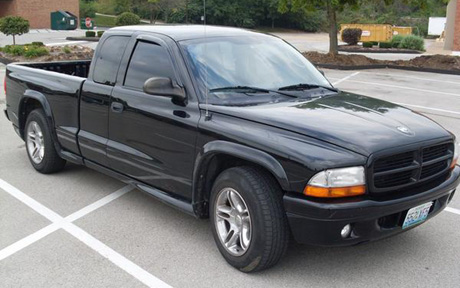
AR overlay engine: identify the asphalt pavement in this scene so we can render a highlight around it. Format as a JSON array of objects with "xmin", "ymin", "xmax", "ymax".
[{"xmin": 1, "ymin": 63, "xmax": 460, "ymax": 287}]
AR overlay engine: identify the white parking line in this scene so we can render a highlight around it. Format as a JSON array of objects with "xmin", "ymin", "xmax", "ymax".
[
  {"xmin": 332, "ymin": 72, "xmax": 360, "ymax": 86},
  {"xmin": 0, "ymin": 179, "xmax": 170, "ymax": 288},
  {"xmin": 0, "ymin": 179, "xmax": 62, "ymax": 222},
  {"xmin": 0, "ymin": 223, "xmax": 61, "ymax": 261},
  {"xmin": 394, "ymin": 103, "xmax": 460, "ymax": 116},
  {"xmin": 65, "ymin": 185, "xmax": 134, "ymax": 223},
  {"xmin": 360, "ymin": 71, "xmax": 460, "ymax": 86},
  {"xmin": 331, "ymin": 78, "xmax": 460, "ymax": 98},
  {"xmin": 445, "ymin": 207, "xmax": 460, "ymax": 215}
]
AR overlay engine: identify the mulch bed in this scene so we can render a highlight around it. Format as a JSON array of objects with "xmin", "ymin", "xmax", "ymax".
[
  {"xmin": 303, "ymin": 51, "xmax": 460, "ymax": 75},
  {"xmin": 0, "ymin": 45, "xmax": 94, "ymax": 64}
]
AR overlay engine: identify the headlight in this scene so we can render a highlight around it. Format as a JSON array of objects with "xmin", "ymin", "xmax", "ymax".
[
  {"xmin": 452, "ymin": 141, "xmax": 459, "ymax": 169},
  {"xmin": 304, "ymin": 166, "xmax": 366, "ymax": 198}
]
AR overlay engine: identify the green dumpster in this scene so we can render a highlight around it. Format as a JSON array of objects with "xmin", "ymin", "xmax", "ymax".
[{"xmin": 50, "ymin": 10, "xmax": 78, "ymax": 30}]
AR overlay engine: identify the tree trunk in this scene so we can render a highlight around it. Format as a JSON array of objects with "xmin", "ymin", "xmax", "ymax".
[
  {"xmin": 13, "ymin": 35, "xmax": 16, "ymax": 45},
  {"xmin": 272, "ymin": 17, "xmax": 275, "ymax": 29},
  {"xmin": 326, "ymin": 0, "xmax": 338, "ymax": 55},
  {"xmin": 150, "ymin": 7, "xmax": 154, "ymax": 24},
  {"xmin": 185, "ymin": 0, "xmax": 189, "ymax": 23}
]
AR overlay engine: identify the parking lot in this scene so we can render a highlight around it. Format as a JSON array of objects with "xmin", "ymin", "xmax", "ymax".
[{"xmin": 1, "ymin": 63, "xmax": 460, "ymax": 287}]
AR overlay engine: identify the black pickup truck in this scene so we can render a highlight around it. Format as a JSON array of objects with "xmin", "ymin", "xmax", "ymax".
[{"xmin": 4, "ymin": 25, "xmax": 459, "ymax": 272}]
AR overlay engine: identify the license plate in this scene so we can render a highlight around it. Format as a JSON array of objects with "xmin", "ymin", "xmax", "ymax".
[{"xmin": 402, "ymin": 202, "xmax": 433, "ymax": 229}]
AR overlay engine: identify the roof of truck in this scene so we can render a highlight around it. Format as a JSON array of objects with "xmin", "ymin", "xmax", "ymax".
[{"xmin": 110, "ymin": 25, "xmax": 267, "ymax": 41}]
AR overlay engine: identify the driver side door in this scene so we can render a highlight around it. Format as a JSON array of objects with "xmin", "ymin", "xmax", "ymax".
[{"xmin": 107, "ymin": 36, "xmax": 199, "ymax": 200}]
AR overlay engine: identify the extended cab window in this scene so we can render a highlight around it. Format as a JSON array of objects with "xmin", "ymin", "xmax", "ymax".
[
  {"xmin": 124, "ymin": 41, "xmax": 175, "ymax": 90},
  {"xmin": 93, "ymin": 36, "xmax": 130, "ymax": 85}
]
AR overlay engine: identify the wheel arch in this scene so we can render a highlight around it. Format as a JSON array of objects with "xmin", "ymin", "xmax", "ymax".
[
  {"xmin": 19, "ymin": 90, "xmax": 63, "ymax": 155},
  {"xmin": 192, "ymin": 140, "xmax": 290, "ymax": 218},
  {"xmin": 18, "ymin": 90, "xmax": 54, "ymax": 139}
]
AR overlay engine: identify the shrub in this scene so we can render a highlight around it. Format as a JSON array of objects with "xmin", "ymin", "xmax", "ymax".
[
  {"xmin": 24, "ymin": 46, "xmax": 49, "ymax": 58},
  {"xmin": 362, "ymin": 42, "xmax": 373, "ymax": 48},
  {"xmin": 116, "ymin": 12, "xmax": 140, "ymax": 26},
  {"xmin": 31, "ymin": 42, "xmax": 45, "ymax": 47},
  {"xmin": 0, "ymin": 16, "xmax": 30, "ymax": 45},
  {"xmin": 97, "ymin": 31, "xmax": 105, "ymax": 37},
  {"xmin": 379, "ymin": 42, "xmax": 392, "ymax": 49},
  {"xmin": 62, "ymin": 46, "xmax": 72, "ymax": 54},
  {"xmin": 391, "ymin": 35, "xmax": 405, "ymax": 48},
  {"xmin": 399, "ymin": 35, "xmax": 425, "ymax": 51},
  {"xmin": 342, "ymin": 28, "xmax": 362, "ymax": 45},
  {"xmin": 4, "ymin": 45, "xmax": 25, "ymax": 56},
  {"xmin": 86, "ymin": 31, "xmax": 96, "ymax": 37},
  {"xmin": 371, "ymin": 41, "xmax": 379, "ymax": 46}
]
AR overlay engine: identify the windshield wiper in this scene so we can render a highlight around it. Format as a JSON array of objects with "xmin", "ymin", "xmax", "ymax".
[
  {"xmin": 209, "ymin": 86, "xmax": 270, "ymax": 93},
  {"xmin": 278, "ymin": 83, "xmax": 338, "ymax": 93},
  {"xmin": 209, "ymin": 86, "xmax": 297, "ymax": 98}
]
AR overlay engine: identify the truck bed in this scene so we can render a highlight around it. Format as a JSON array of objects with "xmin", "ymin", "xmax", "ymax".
[
  {"xmin": 20, "ymin": 60, "xmax": 91, "ymax": 78},
  {"xmin": 5, "ymin": 60, "xmax": 91, "ymax": 156}
]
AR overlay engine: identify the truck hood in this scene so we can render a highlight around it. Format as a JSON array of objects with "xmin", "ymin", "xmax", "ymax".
[{"xmin": 205, "ymin": 92, "xmax": 452, "ymax": 156}]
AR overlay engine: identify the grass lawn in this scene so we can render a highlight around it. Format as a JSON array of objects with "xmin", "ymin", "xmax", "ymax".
[{"xmin": 94, "ymin": 14, "xmax": 116, "ymax": 27}]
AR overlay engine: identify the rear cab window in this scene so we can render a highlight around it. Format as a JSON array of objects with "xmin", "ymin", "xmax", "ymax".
[{"xmin": 93, "ymin": 36, "xmax": 130, "ymax": 85}]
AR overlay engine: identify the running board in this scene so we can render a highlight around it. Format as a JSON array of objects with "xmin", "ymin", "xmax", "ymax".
[{"xmin": 84, "ymin": 159, "xmax": 195, "ymax": 217}]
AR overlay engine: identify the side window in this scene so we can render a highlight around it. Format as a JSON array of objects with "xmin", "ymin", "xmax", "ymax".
[
  {"xmin": 93, "ymin": 36, "xmax": 130, "ymax": 85},
  {"xmin": 124, "ymin": 41, "xmax": 175, "ymax": 90}
]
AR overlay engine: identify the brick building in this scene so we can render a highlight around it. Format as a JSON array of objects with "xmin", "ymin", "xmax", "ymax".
[
  {"xmin": 445, "ymin": 0, "xmax": 460, "ymax": 53},
  {"xmin": 0, "ymin": 0, "xmax": 79, "ymax": 29}
]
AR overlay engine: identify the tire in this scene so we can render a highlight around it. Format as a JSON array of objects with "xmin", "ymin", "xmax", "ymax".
[
  {"xmin": 209, "ymin": 166, "xmax": 289, "ymax": 272},
  {"xmin": 25, "ymin": 109, "xmax": 66, "ymax": 174}
]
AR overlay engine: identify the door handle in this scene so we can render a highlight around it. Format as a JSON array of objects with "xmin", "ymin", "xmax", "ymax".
[{"xmin": 111, "ymin": 102, "xmax": 124, "ymax": 113}]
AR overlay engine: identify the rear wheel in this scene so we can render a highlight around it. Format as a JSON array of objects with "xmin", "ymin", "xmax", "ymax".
[
  {"xmin": 25, "ymin": 109, "xmax": 66, "ymax": 173},
  {"xmin": 210, "ymin": 166, "xmax": 289, "ymax": 272}
]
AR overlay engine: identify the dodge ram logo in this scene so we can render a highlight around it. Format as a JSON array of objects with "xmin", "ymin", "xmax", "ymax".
[{"xmin": 397, "ymin": 126, "xmax": 412, "ymax": 134}]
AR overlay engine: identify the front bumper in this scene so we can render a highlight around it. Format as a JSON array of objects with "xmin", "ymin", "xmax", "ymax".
[{"xmin": 284, "ymin": 166, "xmax": 460, "ymax": 246}]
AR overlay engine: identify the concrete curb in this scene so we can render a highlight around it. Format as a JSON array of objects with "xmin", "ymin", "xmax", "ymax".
[
  {"xmin": 66, "ymin": 37, "xmax": 100, "ymax": 42},
  {"xmin": 338, "ymin": 47, "xmax": 422, "ymax": 54}
]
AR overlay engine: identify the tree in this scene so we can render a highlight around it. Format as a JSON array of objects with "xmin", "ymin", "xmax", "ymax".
[
  {"xmin": 279, "ymin": 0, "xmax": 359, "ymax": 55},
  {"xmin": 114, "ymin": 0, "xmax": 132, "ymax": 14},
  {"xmin": 279, "ymin": 0, "xmax": 429, "ymax": 55},
  {"xmin": 0, "ymin": 16, "xmax": 30, "ymax": 45},
  {"xmin": 80, "ymin": 0, "xmax": 97, "ymax": 18}
]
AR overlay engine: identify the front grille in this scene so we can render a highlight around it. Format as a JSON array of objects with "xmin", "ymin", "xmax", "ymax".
[
  {"xmin": 370, "ymin": 142, "xmax": 454, "ymax": 193},
  {"xmin": 422, "ymin": 144, "xmax": 449, "ymax": 162},
  {"xmin": 374, "ymin": 151, "xmax": 414, "ymax": 173}
]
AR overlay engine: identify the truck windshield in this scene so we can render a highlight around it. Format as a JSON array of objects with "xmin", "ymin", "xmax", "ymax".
[{"xmin": 180, "ymin": 35, "xmax": 332, "ymax": 105}]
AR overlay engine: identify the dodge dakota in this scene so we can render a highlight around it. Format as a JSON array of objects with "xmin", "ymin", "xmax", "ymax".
[{"xmin": 4, "ymin": 25, "xmax": 459, "ymax": 272}]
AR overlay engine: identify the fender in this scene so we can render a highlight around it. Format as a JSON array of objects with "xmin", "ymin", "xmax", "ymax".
[
  {"xmin": 19, "ymin": 90, "xmax": 54, "ymax": 139},
  {"xmin": 192, "ymin": 140, "xmax": 291, "ymax": 216},
  {"xmin": 18, "ymin": 90, "xmax": 84, "ymax": 164}
]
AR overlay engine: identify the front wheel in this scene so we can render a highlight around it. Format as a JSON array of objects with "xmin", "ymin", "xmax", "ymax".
[
  {"xmin": 210, "ymin": 166, "xmax": 289, "ymax": 272},
  {"xmin": 25, "ymin": 109, "xmax": 66, "ymax": 174}
]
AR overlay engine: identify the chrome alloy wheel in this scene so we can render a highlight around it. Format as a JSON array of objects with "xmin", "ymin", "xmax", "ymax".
[
  {"xmin": 214, "ymin": 188, "xmax": 252, "ymax": 256},
  {"xmin": 26, "ymin": 121, "xmax": 45, "ymax": 164}
]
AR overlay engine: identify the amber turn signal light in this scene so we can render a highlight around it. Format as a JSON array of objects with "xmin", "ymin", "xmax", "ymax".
[{"xmin": 304, "ymin": 185, "xmax": 366, "ymax": 198}]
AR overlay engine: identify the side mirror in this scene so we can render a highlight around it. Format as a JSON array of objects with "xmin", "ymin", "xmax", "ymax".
[
  {"xmin": 143, "ymin": 77, "xmax": 186, "ymax": 101},
  {"xmin": 318, "ymin": 69, "xmax": 325, "ymax": 76}
]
